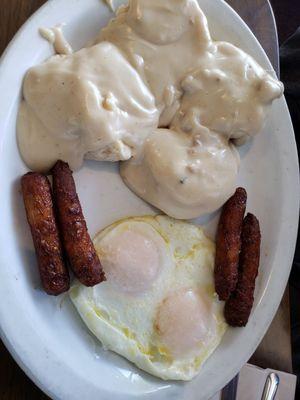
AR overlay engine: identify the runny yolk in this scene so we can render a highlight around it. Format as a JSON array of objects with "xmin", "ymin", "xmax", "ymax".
[
  {"xmin": 100, "ymin": 229, "xmax": 160, "ymax": 294},
  {"xmin": 155, "ymin": 288, "xmax": 215, "ymax": 357}
]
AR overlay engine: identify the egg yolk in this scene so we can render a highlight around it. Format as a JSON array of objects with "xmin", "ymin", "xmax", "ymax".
[
  {"xmin": 100, "ymin": 229, "xmax": 160, "ymax": 293},
  {"xmin": 155, "ymin": 289, "xmax": 214, "ymax": 357}
]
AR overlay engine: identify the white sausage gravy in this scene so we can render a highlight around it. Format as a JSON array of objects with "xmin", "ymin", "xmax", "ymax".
[{"xmin": 17, "ymin": 0, "xmax": 283, "ymax": 219}]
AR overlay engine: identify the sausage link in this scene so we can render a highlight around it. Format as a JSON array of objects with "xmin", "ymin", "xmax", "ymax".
[
  {"xmin": 214, "ymin": 187, "xmax": 247, "ymax": 300},
  {"xmin": 51, "ymin": 160, "xmax": 105, "ymax": 286},
  {"xmin": 224, "ymin": 213, "xmax": 261, "ymax": 327},
  {"xmin": 21, "ymin": 172, "xmax": 70, "ymax": 295}
]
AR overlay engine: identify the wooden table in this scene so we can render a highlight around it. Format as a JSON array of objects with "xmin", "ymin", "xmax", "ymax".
[
  {"xmin": 0, "ymin": 8, "xmax": 49, "ymax": 400},
  {"xmin": 0, "ymin": 0, "xmax": 297, "ymax": 399}
]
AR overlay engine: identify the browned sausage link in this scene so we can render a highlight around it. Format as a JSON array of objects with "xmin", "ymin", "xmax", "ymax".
[
  {"xmin": 224, "ymin": 213, "xmax": 261, "ymax": 327},
  {"xmin": 51, "ymin": 160, "xmax": 105, "ymax": 286},
  {"xmin": 214, "ymin": 187, "xmax": 247, "ymax": 301},
  {"xmin": 21, "ymin": 173, "xmax": 70, "ymax": 295}
]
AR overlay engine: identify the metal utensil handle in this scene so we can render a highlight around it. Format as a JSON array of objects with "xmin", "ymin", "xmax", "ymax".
[
  {"xmin": 221, "ymin": 375, "xmax": 239, "ymax": 400},
  {"xmin": 261, "ymin": 373, "xmax": 280, "ymax": 400}
]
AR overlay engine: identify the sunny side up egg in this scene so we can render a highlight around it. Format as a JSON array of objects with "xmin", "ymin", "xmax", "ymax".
[{"xmin": 70, "ymin": 216, "xmax": 227, "ymax": 380}]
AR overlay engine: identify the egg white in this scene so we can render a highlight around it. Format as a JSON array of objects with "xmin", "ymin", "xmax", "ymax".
[{"xmin": 70, "ymin": 215, "xmax": 227, "ymax": 380}]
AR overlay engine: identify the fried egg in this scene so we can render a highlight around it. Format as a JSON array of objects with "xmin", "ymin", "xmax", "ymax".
[{"xmin": 70, "ymin": 216, "xmax": 227, "ymax": 380}]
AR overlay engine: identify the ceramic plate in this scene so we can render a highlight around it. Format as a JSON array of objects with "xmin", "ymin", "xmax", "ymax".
[{"xmin": 0, "ymin": 0, "xmax": 298, "ymax": 399}]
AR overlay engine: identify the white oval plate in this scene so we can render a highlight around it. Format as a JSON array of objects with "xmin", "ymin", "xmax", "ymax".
[{"xmin": 0, "ymin": 0, "xmax": 298, "ymax": 399}]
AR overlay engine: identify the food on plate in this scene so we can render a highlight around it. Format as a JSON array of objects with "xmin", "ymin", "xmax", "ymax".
[
  {"xmin": 52, "ymin": 161, "xmax": 106, "ymax": 286},
  {"xmin": 213, "ymin": 188, "xmax": 261, "ymax": 326},
  {"xmin": 103, "ymin": 0, "xmax": 115, "ymax": 12},
  {"xmin": 21, "ymin": 172, "xmax": 70, "ymax": 295},
  {"xmin": 17, "ymin": 41, "xmax": 158, "ymax": 171},
  {"xmin": 21, "ymin": 161, "xmax": 104, "ymax": 292},
  {"xmin": 121, "ymin": 128, "xmax": 240, "ymax": 219},
  {"xmin": 17, "ymin": 0, "xmax": 284, "ymax": 219},
  {"xmin": 39, "ymin": 25, "xmax": 73, "ymax": 55},
  {"xmin": 224, "ymin": 213, "xmax": 261, "ymax": 327},
  {"xmin": 214, "ymin": 188, "xmax": 247, "ymax": 301},
  {"xmin": 70, "ymin": 215, "xmax": 227, "ymax": 380}
]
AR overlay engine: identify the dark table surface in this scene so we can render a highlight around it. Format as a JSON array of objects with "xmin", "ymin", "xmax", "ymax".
[{"xmin": 0, "ymin": 0, "xmax": 299, "ymax": 399}]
